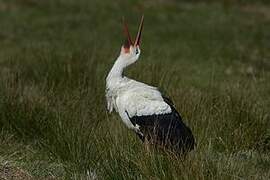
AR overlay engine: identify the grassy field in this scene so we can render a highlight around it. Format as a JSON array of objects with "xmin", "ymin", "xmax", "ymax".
[{"xmin": 0, "ymin": 0, "xmax": 270, "ymax": 179}]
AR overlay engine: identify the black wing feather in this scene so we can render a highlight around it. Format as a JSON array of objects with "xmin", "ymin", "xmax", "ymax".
[{"xmin": 129, "ymin": 95, "xmax": 195, "ymax": 153}]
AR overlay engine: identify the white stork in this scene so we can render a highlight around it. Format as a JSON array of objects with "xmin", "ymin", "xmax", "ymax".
[{"xmin": 105, "ymin": 16, "xmax": 195, "ymax": 153}]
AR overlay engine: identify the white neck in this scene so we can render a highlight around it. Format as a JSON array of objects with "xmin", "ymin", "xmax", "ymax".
[{"xmin": 106, "ymin": 56, "xmax": 127, "ymax": 82}]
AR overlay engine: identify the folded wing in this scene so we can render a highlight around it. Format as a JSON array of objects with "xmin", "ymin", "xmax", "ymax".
[{"xmin": 119, "ymin": 86, "xmax": 172, "ymax": 118}]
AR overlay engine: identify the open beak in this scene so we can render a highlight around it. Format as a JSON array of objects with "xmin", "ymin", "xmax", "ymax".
[
  {"xmin": 134, "ymin": 15, "xmax": 144, "ymax": 46},
  {"xmin": 123, "ymin": 15, "xmax": 144, "ymax": 48},
  {"xmin": 123, "ymin": 17, "xmax": 133, "ymax": 48}
]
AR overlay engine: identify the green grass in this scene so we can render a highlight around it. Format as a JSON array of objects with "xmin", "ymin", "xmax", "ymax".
[{"xmin": 0, "ymin": 0, "xmax": 270, "ymax": 179}]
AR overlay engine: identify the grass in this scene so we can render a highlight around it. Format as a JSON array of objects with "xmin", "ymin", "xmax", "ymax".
[{"xmin": 0, "ymin": 0, "xmax": 270, "ymax": 179}]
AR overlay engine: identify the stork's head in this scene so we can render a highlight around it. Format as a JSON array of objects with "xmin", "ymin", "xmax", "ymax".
[{"xmin": 119, "ymin": 16, "xmax": 144, "ymax": 65}]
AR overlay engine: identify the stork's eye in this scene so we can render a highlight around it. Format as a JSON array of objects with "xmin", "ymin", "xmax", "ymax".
[{"xmin": 135, "ymin": 48, "xmax": 139, "ymax": 54}]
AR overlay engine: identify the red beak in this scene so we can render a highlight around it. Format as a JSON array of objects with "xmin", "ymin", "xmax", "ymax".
[
  {"xmin": 123, "ymin": 17, "xmax": 133, "ymax": 48},
  {"xmin": 123, "ymin": 15, "xmax": 144, "ymax": 48},
  {"xmin": 134, "ymin": 15, "xmax": 144, "ymax": 46}
]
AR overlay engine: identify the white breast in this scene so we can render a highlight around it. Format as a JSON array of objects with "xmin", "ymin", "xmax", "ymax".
[{"xmin": 106, "ymin": 77, "xmax": 171, "ymax": 129}]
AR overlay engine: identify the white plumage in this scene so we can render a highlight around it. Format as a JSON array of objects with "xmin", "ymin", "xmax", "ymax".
[
  {"xmin": 106, "ymin": 71, "xmax": 171, "ymax": 130},
  {"xmin": 105, "ymin": 16, "xmax": 195, "ymax": 153}
]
